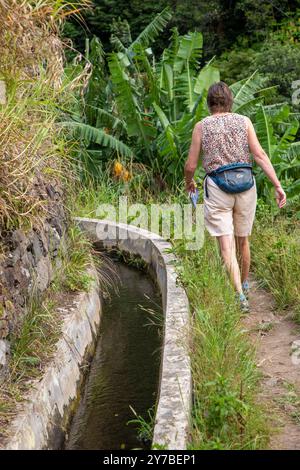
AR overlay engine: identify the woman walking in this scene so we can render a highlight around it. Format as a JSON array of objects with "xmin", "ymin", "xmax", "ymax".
[{"xmin": 184, "ymin": 81, "xmax": 286, "ymax": 312}]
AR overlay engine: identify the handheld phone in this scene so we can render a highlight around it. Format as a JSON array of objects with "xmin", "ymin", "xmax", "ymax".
[{"xmin": 189, "ymin": 188, "xmax": 199, "ymax": 208}]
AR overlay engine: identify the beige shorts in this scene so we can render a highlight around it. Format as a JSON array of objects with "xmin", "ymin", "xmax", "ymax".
[{"xmin": 204, "ymin": 176, "xmax": 257, "ymax": 237}]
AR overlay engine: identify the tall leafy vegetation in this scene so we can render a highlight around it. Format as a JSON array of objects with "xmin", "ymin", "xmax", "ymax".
[
  {"xmin": 216, "ymin": 39, "xmax": 300, "ymax": 105},
  {"xmin": 64, "ymin": 8, "xmax": 221, "ymax": 183},
  {"xmin": 0, "ymin": 0, "xmax": 91, "ymax": 228},
  {"xmin": 176, "ymin": 235, "xmax": 269, "ymax": 449},
  {"xmin": 251, "ymin": 208, "xmax": 300, "ymax": 322},
  {"xmin": 64, "ymin": 0, "xmax": 299, "ymax": 58},
  {"xmin": 65, "ymin": 8, "xmax": 299, "ymax": 211}
]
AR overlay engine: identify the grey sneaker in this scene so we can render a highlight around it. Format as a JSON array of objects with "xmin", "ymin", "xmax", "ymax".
[
  {"xmin": 237, "ymin": 292, "xmax": 249, "ymax": 313},
  {"xmin": 242, "ymin": 279, "xmax": 250, "ymax": 299}
]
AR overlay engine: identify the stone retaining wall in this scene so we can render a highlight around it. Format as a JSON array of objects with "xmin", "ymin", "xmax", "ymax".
[
  {"xmin": 0, "ymin": 180, "xmax": 67, "ymax": 382},
  {"xmin": 2, "ymin": 266, "xmax": 101, "ymax": 450}
]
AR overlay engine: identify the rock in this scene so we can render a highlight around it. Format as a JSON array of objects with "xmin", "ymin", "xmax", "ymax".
[
  {"xmin": 0, "ymin": 317, "xmax": 9, "ymax": 338},
  {"xmin": 36, "ymin": 257, "xmax": 52, "ymax": 292},
  {"xmin": 291, "ymin": 340, "xmax": 300, "ymax": 366},
  {"xmin": 0, "ymin": 339, "xmax": 10, "ymax": 383},
  {"xmin": 49, "ymin": 226, "xmax": 61, "ymax": 257},
  {"xmin": 265, "ymin": 377, "xmax": 279, "ymax": 387},
  {"xmin": 45, "ymin": 183, "xmax": 58, "ymax": 200},
  {"xmin": 31, "ymin": 232, "xmax": 44, "ymax": 263},
  {"xmin": 12, "ymin": 229, "xmax": 27, "ymax": 247}
]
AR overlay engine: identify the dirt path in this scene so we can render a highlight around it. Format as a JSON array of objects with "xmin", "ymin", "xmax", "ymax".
[{"xmin": 243, "ymin": 277, "xmax": 300, "ymax": 450}]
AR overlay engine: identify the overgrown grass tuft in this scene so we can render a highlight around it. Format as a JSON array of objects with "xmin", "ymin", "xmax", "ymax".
[
  {"xmin": 251, "ymin": 202, "xmax": 300, "ymax": 322},
  {"xmin": 174, "ymin": 236, "xmax": 269, "ymax": 450},
  {"xmin": 52, "ymin": 226, "xmax": 95, "ymax": 293},
  {"xmin": 0, "ymin": 224, "xmax": 96, "ymax": 440}
]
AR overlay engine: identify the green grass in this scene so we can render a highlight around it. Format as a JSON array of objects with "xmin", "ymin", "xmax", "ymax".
[
  {"xmin": 52, "ymin": 226, "xmax": 95, "ymax": 293},
  {"xmin": 174, "ymin": 236, "xmax": 269, "ymax": 449},
  {"xmin": 128, "ymin": 405, "xmax": 156, "ymax": 446},
  {"xmin": 275, "ymin": 381, "xmax": 300, "ymax": 426},
  {"xmin": 71, "ymin": 171, "xmax": 188, "ymax": 220},
  {"xmin": 74, "ymin": 179, "xmax": 271, "ymax": 450},
  {"xmin": 251, "ymin": 202, "xmax": 300, "ymax": 322},
  {"xmin": 0, "ymin": 224, "xmax": 96, "ymax": 440},
  {"xmin": 0, "ymin": 296, "xmax": 61, "ymax": 438}
]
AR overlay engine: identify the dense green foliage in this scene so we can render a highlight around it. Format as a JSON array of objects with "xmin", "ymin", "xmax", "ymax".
[
  {"xmin": 63, "ymin": 8, "xmax": 300, "ymax": 214},
  {"xmin": 64, "ymin": 0, "xmax": 300, "ymax": 57},
  {"xmin": 175, "ymin": 236, "xmax": 268, "ymax": 449},
  {"xmin": 74, "ymin": 174, "xmax": 271, "ymax": 450},
  {"xmin": 2, "ymin": 0, "xmax": 299, "ymax": 450},
  {"xmin": 251, "ymin": 205, "xmax": 300, "ymax": 321},
  {"xmin": 216, "ymin": 39, "xmax": 300, "ymax": 105}
]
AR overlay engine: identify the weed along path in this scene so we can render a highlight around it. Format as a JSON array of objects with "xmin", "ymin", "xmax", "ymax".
[{"xmin": 244, "ymin": 277, "xmax": 300, "ymax": 450}]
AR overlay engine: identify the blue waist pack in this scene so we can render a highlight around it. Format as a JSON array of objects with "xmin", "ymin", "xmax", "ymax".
[{"xmin": 205, "ymin": 162, "xmax": 254, "ymax": 197}]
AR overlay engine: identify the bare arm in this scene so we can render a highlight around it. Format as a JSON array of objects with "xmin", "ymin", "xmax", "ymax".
[
  {"xmin": 184, "ymin": 122, "xmax": 202, "ymax": 192},
  {"xmin": 246, "ymin": 117, "xmax": 286, "ymax": 208}
]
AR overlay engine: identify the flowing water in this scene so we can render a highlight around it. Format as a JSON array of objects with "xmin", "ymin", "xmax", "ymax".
[{"xmin": 64, "ymin": 260, "xmax": 162, "ymax": 450}]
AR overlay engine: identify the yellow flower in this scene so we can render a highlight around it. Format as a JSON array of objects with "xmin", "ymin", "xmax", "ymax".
[
  {"xmin": 113, "ymin": 161, "xmax": 123, "ymax": 177},
  {"xmin": 123, "ymin": 170, "xmax": 131, "ymax": 182}
]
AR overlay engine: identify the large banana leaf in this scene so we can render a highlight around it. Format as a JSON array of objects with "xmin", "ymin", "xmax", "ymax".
[
  {"xmin": 94, "ymin": 107, "xmax": 126, "ymax": 133},
  {"xmin": 194, "ymin": 65, "xmax": 220, "ymax": 95},
  {"xmin": 159, "ymin": 62, "xmax": 174, "ymax": 102},
  {"xmin": 162, "ymin": 27, "xmax": 180, "ymax": 65},
  {"xmin": 174, "ymin": 31, "xmax": 203, "ymax": 74},
  {"xmin": 108, "ymin": 53, "xmax": 156, "ymax": 160},
  {"xmin": 63, "ymin": 121, "xmax": 133, "ymax": 157},
  {"xmin": 133, "ymin": 45, "xmax": 160, "ymax": 105},
  {"xmin": 110, "ymin": 35, "xmax": 127, "ymax": 53},
  {"xmin": 153, "ymin": 102, "xmax": 171, "ymax": 130},
  {"xmin": 129, "ymin": 7, "xmax": 172, "ymax": 52},
  {"xmin": 286, "ymin": 141, "xmax": 300, "ymax": 161},
  {"xmin": 153, "ymin": 102, "xmax": 179, "ymax": 160},
  {"xmin": 231, "ymin": 71, "xmax": 268, "ymax": 112},
  {"xmin": 175, "ymin": 68, "xmax": 197, "ymax": 112},
  {"xmin": 84, "ymin": 36, "xmax": 106, "ymax": 124},
  {"xmin": 273, "ymin": 121, "xmax": 299, "ymax": 162},
  {"xmin": 233, "ymin": 97, "xmax": 263, "ymax": 116},
  {"xmin": 254, "ymin": 105, "xmax": 276, "ymax": 158}
]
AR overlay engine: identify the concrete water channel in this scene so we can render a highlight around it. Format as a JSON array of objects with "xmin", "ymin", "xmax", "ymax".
[
  {"xmin": 3, "ymin": 219, "xmax": 191, "ymax": 450},
  {"xmin": 64, "ymin": 259, "xmax": 162, "ymax": 450}
]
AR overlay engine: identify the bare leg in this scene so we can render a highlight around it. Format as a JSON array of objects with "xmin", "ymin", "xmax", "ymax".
[
  {"xmin": 217, "ymin": 234, "xmax": 242, "ymax": 294},
  {"xmin": 235, "ymin": 236, "xmax": 250, "ymax": 283}
]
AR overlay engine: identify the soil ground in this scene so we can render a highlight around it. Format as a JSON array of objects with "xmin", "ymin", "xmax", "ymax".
[{"xmin": 244, "ymin": 277, "xmax": 300, "ymax": 450}]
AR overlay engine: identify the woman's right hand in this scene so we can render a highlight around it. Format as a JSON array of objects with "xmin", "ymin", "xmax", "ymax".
[
  {"xmin": 275, "ymin": 185, "xmax": 286, "ymax": 209},
  {"xmin": 185, "ymin": 179, "xmax": 197, "ymax": 193}
]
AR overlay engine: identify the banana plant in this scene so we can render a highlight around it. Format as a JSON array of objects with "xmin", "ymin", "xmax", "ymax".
[
  {"xmin": 63, "ymin": 8, "xmax": 299, "ymax": 198},
  {"xmin": 108, "ymin": 52, "xmax": 156, "ymax": 161}
]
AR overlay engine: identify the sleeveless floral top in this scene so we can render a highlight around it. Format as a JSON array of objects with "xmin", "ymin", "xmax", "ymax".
[{"xmin": 200, "ymin": 113, "xmax": 251, "ymax": 174}]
